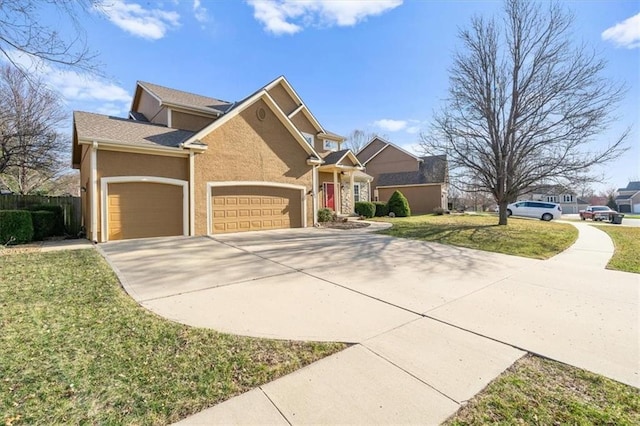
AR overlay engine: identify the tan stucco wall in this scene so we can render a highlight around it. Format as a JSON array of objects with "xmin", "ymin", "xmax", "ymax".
[
  {"xmin": 95, "ymin": 150, "xmax": 188, "ymax": 241},
  {"xmin": 172, "ymin": 110, "xmax": 214, "ymax": 132},
  {"xmin": 378, "ymin": 185, "xmax": 444, "ymax": 215},
  {"xmin": 194, "ymin": 98, "xmax": 314, "ymax": 235},
  {"xmin": 365, "ymin": 147, "xmax": 419, "ymax": 188},
  {"xmin": 137, "ymin": 89, "xmax": 167, "ymax": 126},
  {"xmin": 267, "ymin": 84, "xmax": 298, "ymax": 115},
  {"xmin": 358, "ymin": 139, "xmax": 387, "ymax": 162}
]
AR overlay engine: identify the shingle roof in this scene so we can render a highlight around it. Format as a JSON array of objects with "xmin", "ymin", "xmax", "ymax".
[
  {"xmin": 618, "ymin": 181, "xmax": 640, "ymax": 192},
  {"xmin": 322, "ymin": 149, "xmax": 350, "ymax": 165},
  {"xmin": 378, "ymin": 155, "xmax": 447, "ymax": 186},
  {"xmin": 138, "ymin": 81, "xmax": 233, "ymax": 115},
  {"xmin": 576, "ymin": 198, "xmax": 590, "ymax": 205},
  {"xmin": 74, "ymin": 111, "xmax": 194, "ymax": 149},
  {"xmin": 615, "ymin": 194, "xmax": 633, "ymax": 200}
]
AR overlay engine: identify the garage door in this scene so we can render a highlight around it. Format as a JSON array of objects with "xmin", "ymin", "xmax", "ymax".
[
  {"xmin": 211, "ymin": 185, "xmax": 301, "ymax": 234},
  {"xmin": 108, "ymin": 182, "xmax": 184, "ymax": 240}
]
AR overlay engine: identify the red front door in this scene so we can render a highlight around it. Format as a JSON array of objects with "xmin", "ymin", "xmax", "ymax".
[{"xmin": 324, "ymin": 183, "xmax": 335, "ymax": 210}]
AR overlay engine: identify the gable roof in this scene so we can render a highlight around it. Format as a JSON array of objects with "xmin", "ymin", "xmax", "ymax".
[
  {"xmin": 265, "ymin": 76, "xmax": 326, "ymax": 134},
  {"xmin": 359, "ymin": 136, "xmax": 421, "ymax": 165},
  {"xmin": 618, "ymin": 181, "xmax": 640, "ymax": 192},
  {"xmin": 135, "ymin": 81, "xmax": 234, "ymax": 116},
  {"xmin": 321, "ymin": 149, "xmax": 363, "ymax": 168},
  {"xmin": 180, "ymin": 82, "xmax": 321, "ymax": 159},
  {"xmin": 377, "ymin": 155, "xmax": 447, "ymax": 186}
]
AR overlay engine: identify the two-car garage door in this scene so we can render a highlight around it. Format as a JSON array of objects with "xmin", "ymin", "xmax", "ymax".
[{"xmin": 211, "ymin": 185, "xmax": 302, "ymax": 234}]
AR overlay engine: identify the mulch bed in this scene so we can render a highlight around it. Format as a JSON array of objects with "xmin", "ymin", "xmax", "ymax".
[{"xmin": 319, "ymin": 221, "xmax": 371, "ymax": 230}]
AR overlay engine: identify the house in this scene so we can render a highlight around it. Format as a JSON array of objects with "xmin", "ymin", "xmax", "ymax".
[
  {"xmin": 72, "ymin": 76, "xmax": 371, "ymax": 242},
  {"xmin": 616, "ymin": 181, "xmax": 640, "ymax": 213},
  {"xmin": 356, "ymin": 137, "xmax": 448, "ymax": 214},
  {"xmin": 521, "ymin": 185, "xmax": 588, "ymax": 214}
]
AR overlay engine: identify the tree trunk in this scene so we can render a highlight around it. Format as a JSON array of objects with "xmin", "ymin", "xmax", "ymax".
[{"xmin": 498, "ymin": 200, "xmax": 509, "ymax": 225}]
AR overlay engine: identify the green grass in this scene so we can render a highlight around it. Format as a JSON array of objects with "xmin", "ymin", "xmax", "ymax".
[
  {"xmin": 622, "ymin": 214, "xmax": 640, "ymax": 219},
  {"xmin": 445, "ymin": 355, "xmax": 640, "ymax": 425},
  {"xmin": 594, "ymin": 226, "xmax": 640, "ymax": 273},
  {"xmin": 0, "ymin": 250, "xmax": 346, "ymax": 425},
  {"xmin": 373, "ymin": 214, "xmax": 578, "ymax": 259}
]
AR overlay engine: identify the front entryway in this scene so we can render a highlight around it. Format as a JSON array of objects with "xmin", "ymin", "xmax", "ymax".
[{"xmin": 324, "ymin": 183, "xmax": 335, "ymax": 210}]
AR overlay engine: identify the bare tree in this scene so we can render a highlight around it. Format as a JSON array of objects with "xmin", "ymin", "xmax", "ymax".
[
  {"xmin": 0, "ymin": 0, "xmax": 98, "ymax": 74},
  {"xmin": 420, "ymin": 0, "xmax": 628, "ymax": 225},
  {"xmin": 0, "ymin": 65, "xmax": 67, "ymax": 194},
  {"xmin": 344, "ymin": 129, "xmax": 382, "ymax": 153}
]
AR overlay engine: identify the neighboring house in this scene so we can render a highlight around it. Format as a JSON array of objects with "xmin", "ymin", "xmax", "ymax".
[
  {"xmin": 356, "ymin": 137, "xmax": 448, "ymax": 214},
  {"xmin": 616, "ymin": 181, "xmax": 640, "ymax": 213},
  {"xmin": 72, "ymin": 76, "xmax": 371, "ymax": 242},
  {"xmin": 521, "ymin": 185, "xmax": 588, "ymax": 214}
]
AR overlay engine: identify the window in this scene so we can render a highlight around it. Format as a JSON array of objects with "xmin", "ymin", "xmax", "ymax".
[
  {"xmin": 353, "ymin": 183, "xmax": 360, "ymax": 202},
  {"xmin": 562, "ymin": 194, "xmax": 574, "ymax": 203},
  {"xmin": 546, "ymin": 195, "xmax": 558, "ymax": 203},
  {"xmin": 301, "ymin": 132, "xmax": 314, "ymax": 147},
  {"xmin": 323, "ymin": 139, "xmax": 338, "ymax": 151}
]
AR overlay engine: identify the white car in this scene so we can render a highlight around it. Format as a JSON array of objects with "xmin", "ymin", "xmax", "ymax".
[{"xmin": 506, "ymin": 201, "xmax": 562, "ymax": 221}]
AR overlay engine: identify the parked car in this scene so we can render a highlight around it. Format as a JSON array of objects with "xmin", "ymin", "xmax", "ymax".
[
  {"xmin": 579, "ymin": 205, "xmax": 617, "ymax": 221},
  {"xmin": 506, "ymin": 201, "xmax": 562, "ymax": 221}
]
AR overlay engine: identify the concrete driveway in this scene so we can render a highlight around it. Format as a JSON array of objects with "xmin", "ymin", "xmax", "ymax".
[{"xmin": 101, "ymin": 224, "xmax": 639, "ymax": 423}]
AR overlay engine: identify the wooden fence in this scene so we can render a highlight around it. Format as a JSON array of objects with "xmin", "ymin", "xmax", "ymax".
[{"xmin": 0, "ymin": 195, "xmax": 82, "ymax": 236}]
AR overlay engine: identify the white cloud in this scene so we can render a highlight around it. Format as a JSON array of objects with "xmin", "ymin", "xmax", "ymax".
[
  {"xmin": 602, "ymin": 13, "xmax": 640, "ymax": 49},
  {"xmin": 373, "ymin": 119, "xmax": 407, "ymax": 132},
  {"xmin": 247, "ymin": 0, "xmax": 402, "ymax": 35},
  {"xmin": 98, "ymin": 0, "xmax": 180, "ymax": 40},
  {"xmin": 193, "ymin": 0, "xmax": 209, "ymax": 23}
]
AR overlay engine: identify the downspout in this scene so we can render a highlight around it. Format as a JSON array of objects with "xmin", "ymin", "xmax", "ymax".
[
  {"xmin": 90, "ymin": 141, "xmax": 98, "ymax": 242},
  {"xmin": 189, "ymin": 151, "xmax": 195, "ymax": 236}
]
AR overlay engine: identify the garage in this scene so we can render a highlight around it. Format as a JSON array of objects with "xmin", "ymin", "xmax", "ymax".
[
  {"xmin": 210, "ymin": 184, "xmax": 303, "ymax": 234},
  {"xmin": 106, "ymin": 181, "xmax": 186, "ymax": 241}
]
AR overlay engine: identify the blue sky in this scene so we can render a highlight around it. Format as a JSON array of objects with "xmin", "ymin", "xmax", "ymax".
[{"xmin": 11, "ymin": 0, "xmax": 640, "ymax": 192}]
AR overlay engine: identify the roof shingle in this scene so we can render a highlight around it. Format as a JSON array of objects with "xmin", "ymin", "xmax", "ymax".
[
  {"xmin": 377, "ymin": 155, "xmax": 447, "ymax": 186},
  {"xmin": 138, "ymin": 81, "xmax": 233, "ymax": 115},
  {"xmin": 74, "ymin": 111, "xmax": 194, "ymax": 149}
]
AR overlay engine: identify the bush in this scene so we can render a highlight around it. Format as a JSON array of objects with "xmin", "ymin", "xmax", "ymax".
[
  {"xmin": 354, "ymin": 201, "xmax": 375, "ymax": 218},
  {"xmin": 317, "ymin": 208, "xmax": 334, "ymax": 223},
  {"xmin": 0, "ymin": 210, "xmax": 34, "ymax": 244},
  {"xmin": 28, "ymin": 204, "xmax": 65, "ymax": 235},
  {"xmin": 373, "ymin": 202, "xmax": 388, "ymax": 217},
  {"xmin": 387, "ymin": 190, "xmax": 411, "ymax": 217},
  {"xmin": 31, "ymin": 211, "xmax": 56, "ymax": 241}
]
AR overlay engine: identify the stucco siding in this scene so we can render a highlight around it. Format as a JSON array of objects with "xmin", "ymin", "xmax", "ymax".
[
  {"xmin": 171, "ymin": 110, "xmax": 214, "ymax": 132},
  {"xmin": 95, "ymin": 150, "xmax": 188, "ymax": 241},
  {"xmin": 194, "ymin": 99, "xmax": 313, "ymax": 235},
  {"xmin": 378, "ymin": 184, "xmax": 444, "ymax": 215},
  {"xmin": 366, "ymin": 148, "xmax": 419, "ymax": 188},
  {"xmin": 137, "ymin": 89, "xmax": 167, "ymax": 126},
  {"xmin": 80, "ymin": 144, "xmax": 91, "ymax": 237},
  {"xmin": 267, "ymin": 84, "xmax": 298, "ymax": 115},
  {"xmin": 358, "ymin": 139, "xmax": 387, "ymax": 161}
]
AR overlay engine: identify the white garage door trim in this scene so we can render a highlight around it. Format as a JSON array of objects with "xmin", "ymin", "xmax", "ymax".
[
  {"xmin": 101, "ymin": 176, "xmax": 189, "ymax": 242},
  {"xmin": 206, "ymin": 181, "xmax": 307, "ymax": 235}
]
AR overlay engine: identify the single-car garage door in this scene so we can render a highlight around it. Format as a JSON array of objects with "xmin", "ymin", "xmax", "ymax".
[
  {"xmin": 211, "ymin": 185, "xmax": 302, "ymax": 234},
  {"xmin": 108, "ymin": 182, "xmax": 184, "ymax": 240}
]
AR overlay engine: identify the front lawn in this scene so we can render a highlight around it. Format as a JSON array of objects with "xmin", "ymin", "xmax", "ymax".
[
  {"xmin": 446, "ymin": 355, "xmax": 640, "ymax": 425},
  {"xmin": 0, "ymin": 250, "xmax": 345, "ymax": 425},
  {"xmin": 374, "ymin": 214, "xmax": 577, "ymax": 259},
  {"xmin": 594, "ymin": 226, "xmax": 640, "ymax": 273}
]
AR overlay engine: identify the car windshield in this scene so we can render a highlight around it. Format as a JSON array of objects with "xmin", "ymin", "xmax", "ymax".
[{"xmin": 592, "ymin": 206, "xmax": 610, "ymax": 211}]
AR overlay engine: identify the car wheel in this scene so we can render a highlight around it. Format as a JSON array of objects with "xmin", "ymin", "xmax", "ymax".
[
  {"xmin": 506, "ymin": 209, "xmax": 512, "ymax": 217},
  {"xmin": 581, "ymin": 216, "xmax": 585, "ymax": 221},
  {"xmin": 542, "ymin": 213, "xmax": 552, "ymax": 221}
]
